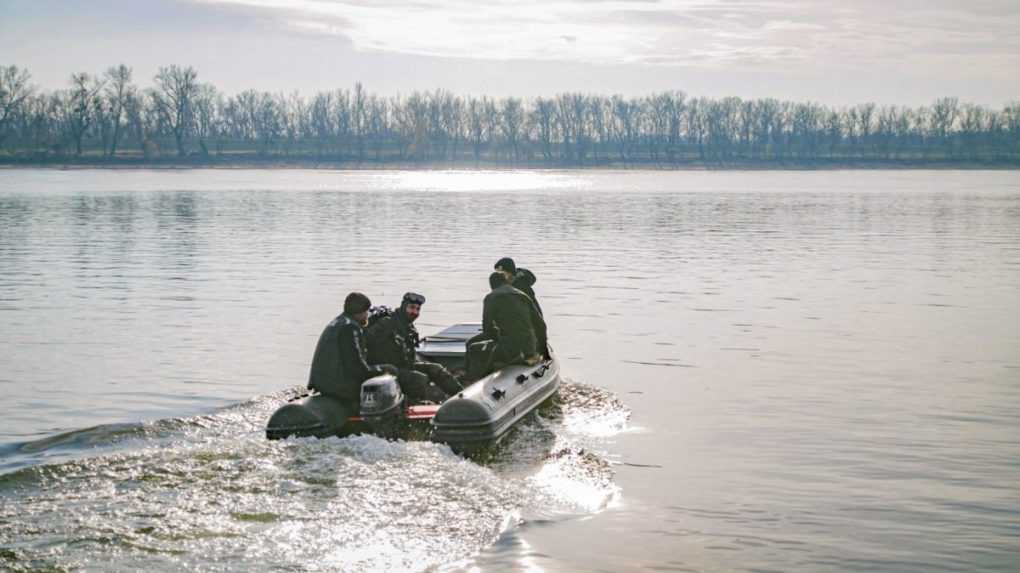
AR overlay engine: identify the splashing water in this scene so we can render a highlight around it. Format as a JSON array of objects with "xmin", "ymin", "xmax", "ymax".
[{"xmin": 0, "ymin": 381, "xmax": 628, "ymax": 572}]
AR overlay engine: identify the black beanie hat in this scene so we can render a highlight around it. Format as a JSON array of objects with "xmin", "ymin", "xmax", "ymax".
[
  {"xmin": 344, "ymin": 292, "xmax": 372, "ymax": 314},
  {"xmin": 489, "ymin": 271, "xmax": 508, "ymax": 290},
  {"xmin": 494, "ymin": 257, "xmax": 516, "ymax": 274}
]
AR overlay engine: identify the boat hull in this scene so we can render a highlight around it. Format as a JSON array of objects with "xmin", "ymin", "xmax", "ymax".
[
  {"xmin": 431, "ymin": 358, "xmax": 560, "ymax": 454},
  {"xmin": 265, "ymin": 395, "xmax": 359, "ymax": 440}
]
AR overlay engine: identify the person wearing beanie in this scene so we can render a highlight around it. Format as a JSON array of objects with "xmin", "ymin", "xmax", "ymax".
[
  {"xmin": 365, "ymin": 292, "xmax": 463, "ymax": 403},
  {"xmin": 494, "ymin": 257, "xmax": 516, "ymax": 275},
  {"xmin": 494, "ymin": 257, "xmax": 543, "ymax": 316},
  {"xmin": 307, "ymin": 291, "xmax": 397, "ymax": 405},
  {"xmin": 464, "ymin": 271, "xmax": 547, "ymax": 379}
]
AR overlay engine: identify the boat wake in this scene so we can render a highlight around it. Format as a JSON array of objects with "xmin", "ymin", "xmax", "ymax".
[{"xmin": 0, "ymin": 381, "xmax": 628, "ymax": 572}]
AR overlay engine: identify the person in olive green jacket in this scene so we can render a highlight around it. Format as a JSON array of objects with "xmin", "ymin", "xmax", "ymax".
[
  {"xmin": 365, "ymin": 292, "xmax": 462, "ymax": 403},
  {"xmin": 307, "ymin": 292, "xmax": 397, "ymax": 407},
  {"xmin": 465, "ymin": 272, "xmax": 547, "ymax": 379}
]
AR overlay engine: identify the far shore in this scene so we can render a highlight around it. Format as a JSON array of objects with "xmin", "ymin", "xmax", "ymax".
[{"xmin": 2, "ymin": 156, "xmax": 1018, "ymax": 171}]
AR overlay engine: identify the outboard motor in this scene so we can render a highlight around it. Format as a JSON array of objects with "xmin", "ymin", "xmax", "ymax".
[{"xmin": 359, "ymin": 374, "xmax": 405, "ymax": 438}]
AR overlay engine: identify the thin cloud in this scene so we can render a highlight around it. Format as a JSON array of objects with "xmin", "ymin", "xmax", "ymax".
[{"xmin": 190, "ymin": 0, "xmax": 1020, "ymax": 70}]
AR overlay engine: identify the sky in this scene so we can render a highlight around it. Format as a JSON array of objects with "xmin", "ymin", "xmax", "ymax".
[{"xmin": 2, "ymin": 0, "xmax": 1019, "ymax": 106}]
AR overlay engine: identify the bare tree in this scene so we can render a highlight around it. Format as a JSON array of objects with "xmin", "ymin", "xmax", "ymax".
[
  {"xmin": 352, "ymin": 82, "xmax": 366, "ymax": 161},
  {"xmin": 66, "ymin": 72, "xmax": 104, "ymax": 156},
  {"xmin": 749, "ymin": 99, "xmax": 784, "ymax": 160},
  {"xmin": 16, "ymin": 93, "xmax": 51, "ymax": 152},
  {"xmin": 1003, "ymin": 102, "xmax": 1020, "ymax": 160},
  {"xmin": 366, "ymin": 95, "xmax": 388, "ymax": 161},
  {"xmin": 554, "ymin": 94, "xmax": 586, "ymax": 163},
  {"xmin": 789, "ymin": 102, "xmax": 823, "ymax": 159},
  {"xmin": 611, "ymin": 95, "xmax": 637, "ymax": 163},
  {"xmin": 931, "ymin": 97, "xmax": 959, "ymax": 157},
  {"xmin": 441, "ymin": 93, "xmax": 464, "ymax": 161},
  {"xmin": 824, "ymin": 110, "xmax": 842, "ymax": 158},
  {"xmin": 152, "ymin": 65, "xmax": 199, "ymax": 156},
  {"xmin": 589, "ymin": 96, "xmax": 611, "ymax": 163},
  {"xmin": 875, "ymin": 105, "xmax": 898, "ymax": 159},
  {"xmin": 647, "ymin": 93, "xmax": 674, "ymax": 163},
  {"xmin": 0, "ymin": 65, "xmax": 34, "ymax": 151},
  {"xmin": 103, "ymin": 64, "xmax": 134, "ymax": 157},
  {"xmin": 310, "ymin": 91, "xmax": 335, "ymax": 157},
  {"xmin": 333, "ymin": 89, "xmax": 352, "ymax": 157},
  {"xmin": 500, "ymin": 97, "xmax": 524, "ymax": 162},
  {"xmin": 666, "ymin": 92, "xmax": 686, "ymax": 164},
  {"xmin": 466, "ymin": 97, "xmax": 487, "ymax": 163},
  {"xmin": 2, "ymin": 64, "xmax": 1017, "ymax": 165},
  {"xmin": 704, "ymin": 97, "xmax": 741, "ymax": 161},
  {"xmin": 482, "ymin": 98, "xmax": 500, "ymax": 161},
  {"xmin": 281, "ymin": 91, "xmax": 305, "ymax": 157},
  {"xmin": 123, "ymin": 89, "xmax": 149, "ymax": 153},
  {"xmin": 685, "ymin": 98, "xmax": 707, "ymax": 160},
  {"xmin": 855, "ymin": 103, "xmax": 876, "ymax": 155},
  {"xmin": 405, "ymin": 92, "xmax": 430, "ymax": 161},
  {"xmin": 959, "ymin": 103, "xmax": 987, "ymax": 160},
  {"xmin": 257, "ymin": 92, "xmax": 283, "ymax": 155},
  {"xmin": 532, "ymin": 97, "xmax": 556, "ymax": 162},
  {"xmin": 426, "ymin": 90, "xmax": 453, "ymax": 160},
  {"xmin": 192, "ymin": 83, "xmax": 220, "ymax": 156},
  {"xmin": 568, "ymin": 94, "xmax": 590, "ymax": 164}
]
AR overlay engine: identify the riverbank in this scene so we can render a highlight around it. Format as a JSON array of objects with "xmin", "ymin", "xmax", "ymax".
[{"xmin": 2, "ymin": 155, "xmax": 1018, "ymax": 171}]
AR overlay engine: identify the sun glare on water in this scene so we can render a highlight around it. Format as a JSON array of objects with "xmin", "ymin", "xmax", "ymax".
[{"xmin": 385, "ymin": 170, "xmax": 587, "ymax": 193}]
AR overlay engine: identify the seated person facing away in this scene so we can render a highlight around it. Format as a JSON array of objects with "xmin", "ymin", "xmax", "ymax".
[
  {"xmin": 365, "ymin": 292, "xmax": 463, "ymax": 403},
  {"xmin": 465, "ymin": 272, "xmax": 548, "ymax": 379},
  {"xmin": 494, "ymin": 257, "xmax": 543, "ymax": 317},
  {"xmin": 307, "ymin": 292, "xmax": 397, "ymax": 407}
]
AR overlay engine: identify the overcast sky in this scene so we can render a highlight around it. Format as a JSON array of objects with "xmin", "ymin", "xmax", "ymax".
[{"xmin": 2, "ymin": 0, "xmax": 1018, "ymax": 106}]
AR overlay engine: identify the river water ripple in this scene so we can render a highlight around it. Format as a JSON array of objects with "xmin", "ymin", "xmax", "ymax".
[{"xmin": 1, "ymin": 169, "xmax": 1018, "ymax": 571}]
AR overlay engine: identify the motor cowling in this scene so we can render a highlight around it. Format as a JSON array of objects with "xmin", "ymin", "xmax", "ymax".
[{"xmin": 360, "ymin": 374, "xmax": 404, "ymax": 418}]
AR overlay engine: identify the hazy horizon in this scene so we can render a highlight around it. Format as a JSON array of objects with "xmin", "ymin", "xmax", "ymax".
[{"xmin": 2, "ymin": 0, "xmax": 1019, "ymax": 106}]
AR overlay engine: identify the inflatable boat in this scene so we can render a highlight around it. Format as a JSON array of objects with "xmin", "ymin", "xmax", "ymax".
[{"xmin": 265, "ymin": 323, "xmax": 560, "ymax": 454}]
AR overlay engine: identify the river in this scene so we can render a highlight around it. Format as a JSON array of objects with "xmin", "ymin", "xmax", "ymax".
[{"xmin": 1, "ymin": 168, "xmax": 1018, "ymax": 571}]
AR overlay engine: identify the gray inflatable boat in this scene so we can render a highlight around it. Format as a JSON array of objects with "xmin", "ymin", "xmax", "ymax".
[{"xmin": 265, "ymin": 323, "xmax": 560, "ymax": 454}]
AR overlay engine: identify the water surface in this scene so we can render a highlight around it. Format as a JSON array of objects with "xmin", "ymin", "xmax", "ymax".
[{"xmin": 1, "ymin": 169, "xmax": 1018, "ymax": 571}]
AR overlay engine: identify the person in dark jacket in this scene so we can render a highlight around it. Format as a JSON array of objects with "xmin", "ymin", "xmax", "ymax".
[
  {"xmin": 307, "ymin": 292, "xmax": 396, "ymax": 406},
  {"xmin": 494, "ymin": 257, "xmax": 542, "ymax": 317},
  {"xmin": 366, "ymin": 292, "xmax": 462, "ymax": 403},
  {"xmin": 465, "ymin": 272, "xmax": 547, "ymax": 379}
]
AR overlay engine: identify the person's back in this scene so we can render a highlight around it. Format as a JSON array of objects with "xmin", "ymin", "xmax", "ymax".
[
  {"xmin": 510, "ymin": 268, "xmax": 542, "ymax": 317},
  {"xmin": 308, "ymin": 292, "xmax": 392, "ymax": 404},
  {"xmin": 483, "ymin": 278, "xmax": 545, "ymax": 365},
  {"xmin": 308, "ymin": 313, "xmax": 356, "ymax": 402},
  {"xmin": 306, "ymin": 311, "xmax": 346, "ymax": 397}
]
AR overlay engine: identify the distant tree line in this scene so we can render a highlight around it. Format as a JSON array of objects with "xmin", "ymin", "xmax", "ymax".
[{"xmin": 1, "ymin": 64, "xmax": 1019, "ymax": 166}]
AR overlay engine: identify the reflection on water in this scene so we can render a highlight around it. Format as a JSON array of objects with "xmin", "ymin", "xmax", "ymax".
[{"xmin": 2, "ymin": 169, "xmax": 1019, "ymax": 572}]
